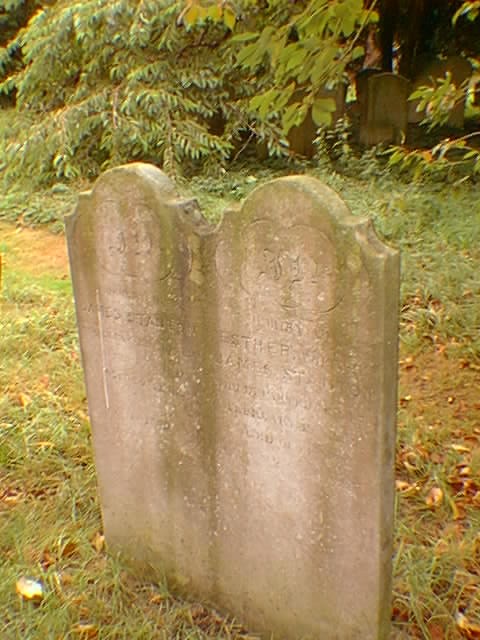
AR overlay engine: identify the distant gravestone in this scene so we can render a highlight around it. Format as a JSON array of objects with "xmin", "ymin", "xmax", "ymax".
[
  {"xmin": 408, "ymin": 55, "xmax": 471, "ymax": 128},
  {"xmin": 355, "ymin": 67, "xmax": 383, "ymax": 112},
  {"xmin": 287, "ymin": 84, "xmax": 347, "ymax": 158},
  {"xmin": 66, "ymin": 163, "xmax": 400, "ymax": 640},
  {"xmin": 359, "ymin": 72, "xmax": 410, "ymax": 146}
]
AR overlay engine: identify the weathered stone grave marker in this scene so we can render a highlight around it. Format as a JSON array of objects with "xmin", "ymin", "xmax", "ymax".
[
  {"xmin": 287, "ymin": 84, "xmax": 347, "ymax": 158},
  {"xmin": 66, "ymin": 163, "xmax": 400, "ymax": 640},
  {"xmin": 359, "ymin": 72, "xmax": 410, "ymax": 146}
]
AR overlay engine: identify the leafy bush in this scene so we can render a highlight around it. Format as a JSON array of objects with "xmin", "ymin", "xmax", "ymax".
[{"xmin": 0, "ymin": 0, "xmax": 374, "ymax": 185}]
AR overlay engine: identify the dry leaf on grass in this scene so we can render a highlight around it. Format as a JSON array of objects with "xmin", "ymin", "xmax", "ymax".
[
  {"xmin": 456, "ymin": 612, "xmax": 480, "ymax": 638},
  {"xmin": 91, "ymin": 532, "xmax": 105, "ymax": 553},
  {"xmin": 18, "ymin": 392, "xmax": 32, "ymax": 408},
  {"xmin": 426, "ymin": 487, "xmax": 444, "ymax": 507},
  {"xmin": 60, "ymin": 540, "xmax": 78, "ymax": 559},
  {"xmin": 72, "ymin": 622, "xmax": 98, "ymax": 638},
  {"xmin": 16, "ymin": 576, "xmax": 44, "ymax": 601},
  {"xmin": 428, "ymin": 623, "xmax": 445, "ymax": 640},
  {"xmin": 451, "ymin": 444, "xmax": 471, "ymax": 453}
]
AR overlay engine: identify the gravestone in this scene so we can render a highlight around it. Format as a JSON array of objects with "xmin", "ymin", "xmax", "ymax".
[
  {"xmin": 287, "ymin": 84, "xmax": 347, "ymax": 158},
  {"xmin": 408, "ymin": 55, "xmax": 471, "ymax": 128},
  {"xmin": 355, "ymin": 67, "xmax": 383, "ymax": 112},
  {"xmin": 359, "ymin": 72, "xmax": 410, "ymax": 146},
  {"xmin": 66, "ymin": 163, "xmax": 400, "ymax": 640}
]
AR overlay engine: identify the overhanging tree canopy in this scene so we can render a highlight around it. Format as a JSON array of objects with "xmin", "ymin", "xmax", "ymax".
[
  {"xmin": 0, "ymin": 0, "xmax": 478, "ymax": 184},
  {"xmin": 0, "ymin": 0, "xmax": 373, "ymax": 183}
]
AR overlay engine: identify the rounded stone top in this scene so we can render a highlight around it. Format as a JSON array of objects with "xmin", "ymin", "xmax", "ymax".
[{"xmin": 93, "ymin": 162, "xmax": 178, "ymax": 200}]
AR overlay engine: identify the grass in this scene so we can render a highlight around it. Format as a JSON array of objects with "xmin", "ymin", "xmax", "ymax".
[
  {"xmin": 1, "ymin": 149, "xmax": 480, "ymax": 638},
  {"xmin": 394, "ymin": 350, "xmax": 480, "ymax": 639}
]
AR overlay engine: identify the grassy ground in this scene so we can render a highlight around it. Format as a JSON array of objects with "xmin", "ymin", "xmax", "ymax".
[{"xmin": 1, "ymin": 157, "xmax": 480, "ymax": 638}]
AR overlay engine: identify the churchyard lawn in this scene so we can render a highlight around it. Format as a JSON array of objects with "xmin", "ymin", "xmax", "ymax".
[{"xmin": 0, "ymin": 168, "xmax": 479, "ymax": 639}]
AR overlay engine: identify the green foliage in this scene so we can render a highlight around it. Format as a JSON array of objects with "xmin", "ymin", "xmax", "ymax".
[
  {"xmin": 453, "ymin": 0, "xmax": 480, "ymax": 24},
  {"xmin": 388, "ymin": 135, "xmax": 480, "ymax": 183},
  {"xmin": 2, "ymin": 0, "xmax": 480, "ymax": 183},
  {"xmin": 229, "ymin": 0, "xmax": 376, "ymax": 131},
  {"xmin": 408, "ymin": 73, "xmax": 468, "ymax": 128},
  {"xmin": 0, "ymin": 0, "xmax": 43, "ymax": 98},
  {"xmin": 391, "ymin": 5, "xmax": 480, "ymax": 181},
  {"xmin": 391, "ymin": 71, "xmax": 480, "ymax": 181},
  {"xmin": 0, "ymin": 0, "xmax": 377, "ymax": 185},
  {"xmin": 0, "ymin": 0, "xmax": 40, "ymax": 45},
  {"xmin": 1, "ymin": 0, "xmax": 257, "ymax": 184}
]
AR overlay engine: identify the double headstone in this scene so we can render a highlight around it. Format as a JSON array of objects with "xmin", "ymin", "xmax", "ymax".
[{"xmin": 66, "ymin": 163, "xmax": 400, "ymax": 640}]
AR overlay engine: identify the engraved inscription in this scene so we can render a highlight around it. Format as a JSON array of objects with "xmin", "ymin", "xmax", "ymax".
[
  {"xmin": 242, "ymin": 223, "xmax": 341, "ymax": 315},
  {"xmin": 217, "ymin": 318, "xmax": 328, "ymax": 450},
  {"xmin": 215, "ymin": 221, "xmax": 345, "ymax": 318},
  {"xmin": 94, "ymin": 201, "xmax": 163, "ymax": 278},
  {"xmin": 218, "ymin": 330, "xmax": 323, "ymax": 373},
  {"xmin": 259, "ymin": 248, "xmax": 303, "ymax": 283},
  {"xmin": 81, "ymin": 303, "xmax": 184, "ymax": 334},
  {"xmin": 92, "ymin": 199, "xmax": 192, "ymax": 281},
  {"xmin": 107, "ymin": 227, "xmax": 152, "ymax": 258}
]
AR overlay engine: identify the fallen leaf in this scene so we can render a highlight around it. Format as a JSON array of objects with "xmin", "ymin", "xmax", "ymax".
[
  {"xmin": 16, "ymin": 576, "xmax": 44, "ymax": 601},
  {"xmin": 452, "ymin": 444, "xmax": 471, "ymax": 453},
  {"xmin": 428, "ymin": 622, "xmax": 445, "ymax": 640},
  {"xmin": 40, "ymin": 548, "xmax": 56, "ymax": 569},
  {"xmin": 456, "ymin": 611, "xmax": 480, "ymax": 637},
  {"xmin": 2, "ymin": 489, "xmax": 23, "ymax": 505},
  {"xmin": 426, "ymin": 487, "xmax": 444, "ymax": 507},
  {"xmin": 39, "ymin": 375, "xmax": 50, "ymax": 388},
  {"xmin": 92, "ymin": 532, "xmax": 105, "ymax": 553},
  {"xmin": 392, "ymin": 603, "xmax": 410, "ymax": 622},
  {"xmin": 396, "ymin": 480, "xmax": 413, "ymax": 491},
  {"xmin": 150, "ymin": 593, "xmax": 168, "ymax": 604},
  {"xmin": 450, "ymin": 498, "xmax": 465, "ymax": 520},
  {"xmin": 60, "ymin": 540, "xmax": 78, "ymax": 559},
  {"xmin": 459, "ymin": 466, "xmax": 472, "ymax": 477},
  {"xmin": 72, "ymin": 622, "xmax": 98, "ymax": 638},
  {"xmin": 18, "ymin": 392, "xmax": 32, "ymax": 408},
  {"xmin": 434, "ymin": 539, "xmax": 449, "ymax": 555}
]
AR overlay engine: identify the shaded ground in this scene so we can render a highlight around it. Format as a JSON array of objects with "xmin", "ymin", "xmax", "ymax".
[{"xmin": 399, "ymin": 349, "xmax": 480, "ymax": 437}]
